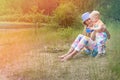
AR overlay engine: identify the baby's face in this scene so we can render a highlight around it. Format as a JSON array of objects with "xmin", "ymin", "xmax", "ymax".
[{"xmin": 90, "ymin": 16, "xmax": 99, "ymax": 23}]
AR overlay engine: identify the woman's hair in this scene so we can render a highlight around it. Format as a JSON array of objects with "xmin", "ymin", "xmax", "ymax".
[
  {"xmin": 83, "ymin": 18, "xmax": 90, "ymax": 26},
  {"xmin": 83, "ymin": 21, "xmax": 88, "ymax": 26}
]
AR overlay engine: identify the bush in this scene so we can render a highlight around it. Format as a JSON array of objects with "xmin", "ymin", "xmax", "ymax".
[{"xmin": 53, "ymin": 2, "xmax": 79, "ymax": 28}]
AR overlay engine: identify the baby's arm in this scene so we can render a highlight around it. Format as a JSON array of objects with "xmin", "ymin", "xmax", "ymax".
[
  {"xmin": 91, "ymin": 20, "xmax": 106, "ymax": 32},
  {"xmin": 91, "ymin": 23, "xmax": 105, "ymax": 32}
]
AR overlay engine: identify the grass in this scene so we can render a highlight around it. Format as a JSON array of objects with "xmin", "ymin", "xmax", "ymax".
[
  {"xmin": 106, "ymin": 21, "xmax": 120, "ymax": 79},
  {"xmin": 0, "ymin": 22, "xmax": 120, "ymax": 80}
]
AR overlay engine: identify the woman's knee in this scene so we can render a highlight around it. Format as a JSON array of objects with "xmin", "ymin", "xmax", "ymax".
[{"xmin": 78, "ymin": 34, "xmax": 84, "ymax": 37}]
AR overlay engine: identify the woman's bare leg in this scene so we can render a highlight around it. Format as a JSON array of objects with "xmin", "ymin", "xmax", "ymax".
[
  {"xmin": 59, "ymin": 34, "xmax": 84, "ymax": 59},
  {"xmin": 61, "ymin": 50, "xmax": 78, "ymax": 61},
  {"xmin": 59, "ymin": 47, "xmax": 74, "ymax": 59},
  {"xmin": 61, "ymin": 36, "xmax": 91, "ymax": 62}
]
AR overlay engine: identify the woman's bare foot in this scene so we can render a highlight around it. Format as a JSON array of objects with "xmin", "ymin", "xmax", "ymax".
[
  {"xmin": 60, "ymin": 58, "xmax": 67, "ymax": 62},
  {"xmin": 58, "ymin": 55, "xmax": 65, "ymax": 59}
]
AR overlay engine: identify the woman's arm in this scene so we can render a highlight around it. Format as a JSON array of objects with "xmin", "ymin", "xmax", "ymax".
[
  {"xmin": 82, "ymin": 27, "xmax": 87, "ymax": 35},
  {"xmin": 90, "ymin": 31, "xmax": 96, "ymax": 41},
  {"xmin": 82, "ymin": 27, "xmax": 91, "ymax": 37}
]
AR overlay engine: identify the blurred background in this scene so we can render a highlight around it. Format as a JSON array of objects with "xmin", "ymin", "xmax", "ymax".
[{"xmin": 0, "ymin": 0, "xmax": 119, "ymax": 80}]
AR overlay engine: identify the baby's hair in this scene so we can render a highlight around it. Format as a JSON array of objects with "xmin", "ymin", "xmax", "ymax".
[{"xmin": 90, "ymin": 10, "xmax": 100, "ymax": 18}]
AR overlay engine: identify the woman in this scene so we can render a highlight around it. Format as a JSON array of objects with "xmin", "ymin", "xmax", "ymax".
[{"xmin": 59, "ymin": 12, "xmax": 98, "ymax": 62}]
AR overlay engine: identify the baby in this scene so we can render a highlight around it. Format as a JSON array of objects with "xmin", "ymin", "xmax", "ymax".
[{"xmin": 89, "ymin": 10, "xmax": 110, "ymax": 56}]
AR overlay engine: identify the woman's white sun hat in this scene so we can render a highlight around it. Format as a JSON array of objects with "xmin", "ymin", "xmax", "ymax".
[{"xmin": 81, "ymin": 12, "xmax": 90, "ymax": 22}]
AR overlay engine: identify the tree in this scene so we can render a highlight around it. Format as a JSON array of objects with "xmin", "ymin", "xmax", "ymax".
[{"xmin": 53, "ymin": 2, "xmax": 79, "ymax": 27}]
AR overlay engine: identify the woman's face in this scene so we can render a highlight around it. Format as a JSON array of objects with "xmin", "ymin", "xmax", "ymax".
[{"xmin": 84, "ymin": 18, "xmax": 92, "ymax": 27}]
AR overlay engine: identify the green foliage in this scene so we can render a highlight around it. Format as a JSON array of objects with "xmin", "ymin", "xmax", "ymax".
[
  {"xmin": 107, "ymin": 0, "xmax": 120, "ymax": 21},
  {"xmin": 0, "ymin": 0, "xmax": 104, "ymax": 23},
  {"xmin": 57, "ymin": 27, "xmax": 73, "ymax": 40},
  {"xmin": 97, "ymin": 0, "xmax": 120, "ymax": 21},
  {"xmin": 53, "ymin": 2, "xmax": 79, "ymax": 27},
  {"xmin": 57, "ymin": 27, "xmax": 81, "ymax": 42},
  {"xmin": 106, "ymin": 22, "xmax": 120, "ymax": 79}
]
